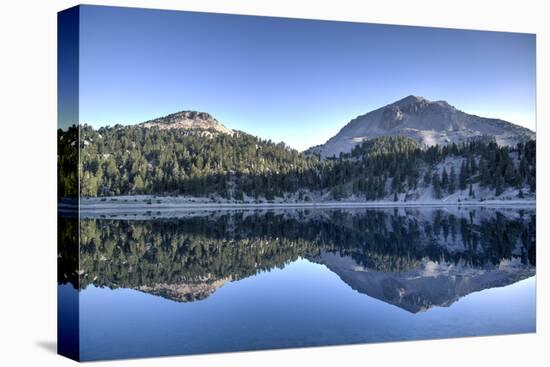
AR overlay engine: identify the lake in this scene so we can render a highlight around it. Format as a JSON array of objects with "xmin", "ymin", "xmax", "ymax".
[{"xmin": 58, "ymin": 206, "xmax": 536, "ymax": 361}]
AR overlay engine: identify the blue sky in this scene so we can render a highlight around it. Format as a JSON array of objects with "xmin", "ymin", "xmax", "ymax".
[{"xmin": 75, "ymin": 5, "xmax": 536, "ymax": 151}]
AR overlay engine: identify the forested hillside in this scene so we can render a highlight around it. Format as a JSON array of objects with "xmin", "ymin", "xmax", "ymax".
[{"xmin": 58, "ymin": 124, "xmax": 536, "ymax": 202}]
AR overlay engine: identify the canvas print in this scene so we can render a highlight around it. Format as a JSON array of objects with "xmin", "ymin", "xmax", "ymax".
[{"xmin": 58, "ymin": 5, "xmax": 536, "ymax": 362}]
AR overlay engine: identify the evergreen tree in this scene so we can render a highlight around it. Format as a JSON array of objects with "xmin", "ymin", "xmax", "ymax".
[
  {"xmin": 424, "ymin": 171, "xmax": 431, "ymax": 187},
  {"xmin": 433, "ymin": 173, "xmax": 442, "ymax": 199},
  {"xmin": 449, "ymin": 167, "xmax": 456, "ymax": 194},
  {"xmin": 495, "ymin": 175, "xmax": 504, "ymax": 196},
  {"xmin": 459, "ymin": 161, "xmax": 468, "ymax": 190},
  {"xmin": 441, "ymin": 168, "xmax": 449, "ymax": 191},
  {"xmin": 469, "ymin": 156, "xmax": 477, "ymax": 173}
]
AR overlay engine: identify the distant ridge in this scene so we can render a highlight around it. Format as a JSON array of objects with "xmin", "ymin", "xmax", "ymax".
[{"xmin": 307, "ymin": 95, "xmax": 535, "ymax": 158}]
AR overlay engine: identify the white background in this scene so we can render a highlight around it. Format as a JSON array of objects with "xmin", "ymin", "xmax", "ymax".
[{"xmin": 0, "ymin": 0, "xmax": 548, "ymax": 366}]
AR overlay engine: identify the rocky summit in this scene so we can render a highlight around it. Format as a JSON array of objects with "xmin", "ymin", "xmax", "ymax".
[
  {"xmin": 307, "ymin": 95, "xmax": 535, "ymax": 158},
  {"xmin": 140, "ymin": 110, "xmax": 234, "ymax": 135}
]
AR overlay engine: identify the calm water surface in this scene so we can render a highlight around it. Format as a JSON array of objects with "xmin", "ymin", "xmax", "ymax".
[{"xmin": 58, "ymin": 207, "xmax": 536, "ymax": 361}]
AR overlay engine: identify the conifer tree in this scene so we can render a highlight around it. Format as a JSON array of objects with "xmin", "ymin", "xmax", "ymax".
[
  {"xmin": 441, "ymin": 168, "xmax": 449, "ymax": 191},
  {"xmin": 449, "ymin": 167, "xmax": 456, "ymax": 194}
]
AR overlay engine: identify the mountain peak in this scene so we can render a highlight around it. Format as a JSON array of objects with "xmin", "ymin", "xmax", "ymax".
[
  {"xmin": 140, "ymin": 110, "xmax": 233, "ymax": 135},
  {"xmin": 307, "ymin": 96, "xmax": 535, "ymax": 158},
  {"xmin": 394, "ymin": 95, "xmax": 428, "ymax": 105},
  {"xmin": 391, "ymin": 95, "xmax": 456, "ymax": 110}
]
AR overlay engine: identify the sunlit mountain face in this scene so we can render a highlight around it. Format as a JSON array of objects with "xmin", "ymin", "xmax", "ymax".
[{"xmin": 307, "ymin": 95, "xmax": 536, "ymax": 159}]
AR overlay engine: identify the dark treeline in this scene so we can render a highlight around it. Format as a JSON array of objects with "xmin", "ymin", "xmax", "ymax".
[
  {"xmin": 57, "ymin": 126, "xmax": 79, "ymax": 198},
  {"xmin": 58, "ymin": 216, "xmax": 79, "ymax": 287},
  {"xmin": 58, "ymin": 209, "xmax": 536, "ymax": 291},
  {"xmin": 58, "ymin": 125, "xmax": 536, "ymax": 200}
]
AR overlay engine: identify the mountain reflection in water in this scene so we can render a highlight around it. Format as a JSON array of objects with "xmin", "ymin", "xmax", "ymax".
[{"xmin": 59, "ymin": 207, "xmax": 535, "ymax": 313}]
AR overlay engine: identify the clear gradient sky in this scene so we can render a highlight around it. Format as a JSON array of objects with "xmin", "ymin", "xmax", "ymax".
[{"xmin": 75, "ymin": 5, "xmax": 536, "ymax": 151}]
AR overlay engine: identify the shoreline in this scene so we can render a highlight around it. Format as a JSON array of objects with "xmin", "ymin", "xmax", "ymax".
[{"xmin": 75, "ymin": 197, "xmax": 536, "ymax": 216}]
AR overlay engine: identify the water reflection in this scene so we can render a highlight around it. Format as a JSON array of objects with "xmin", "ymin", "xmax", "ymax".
[{"xmin": 60, "ymin": 207, "xmax": 535, "ymax": 313}]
